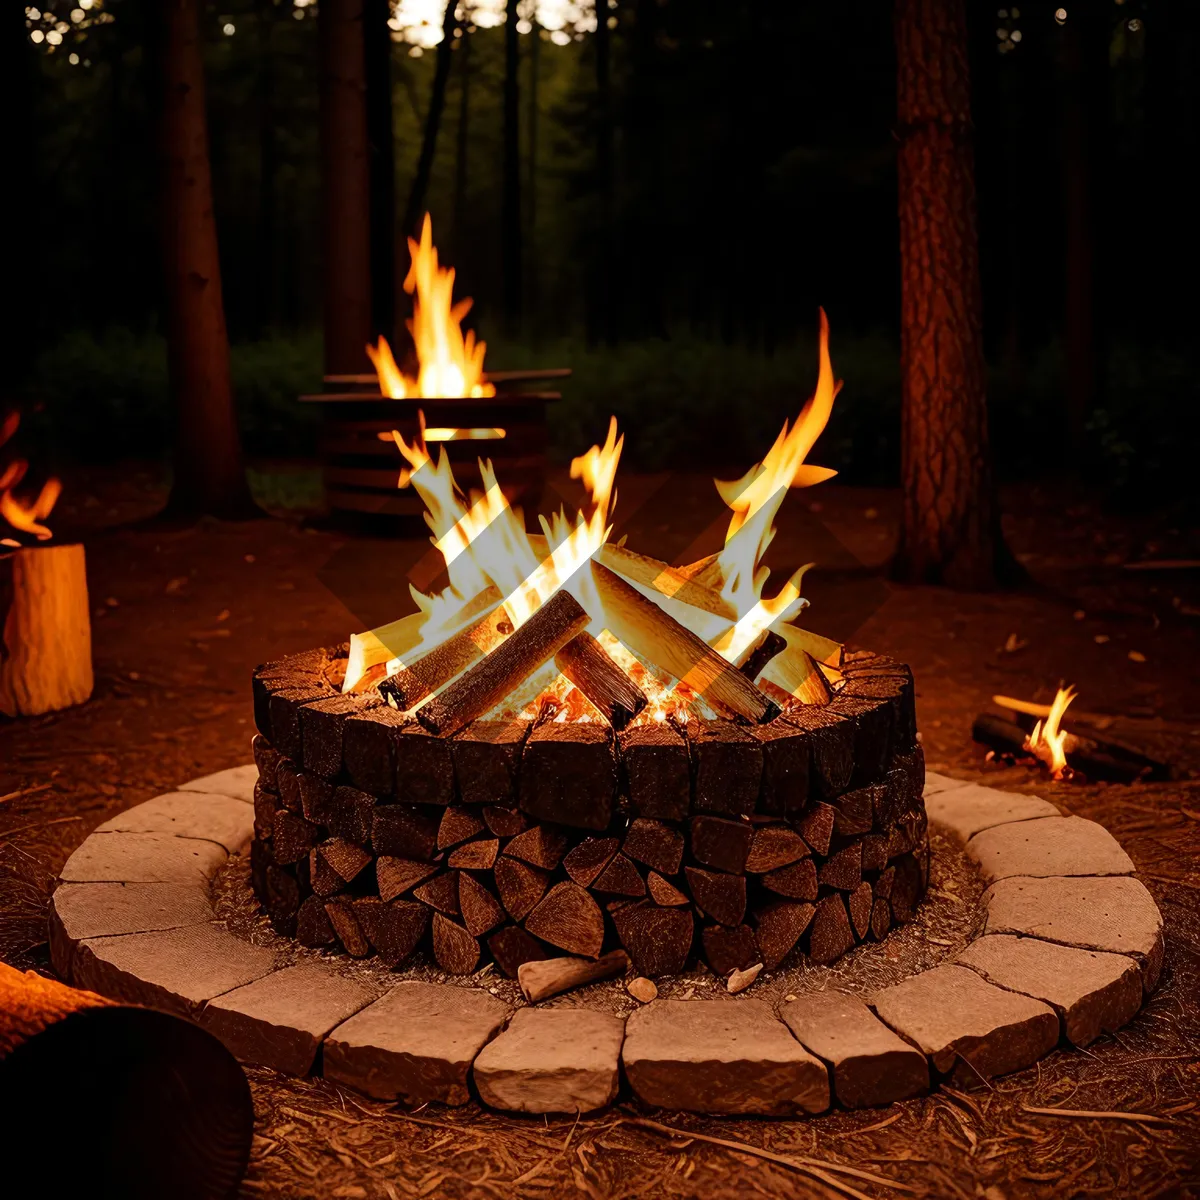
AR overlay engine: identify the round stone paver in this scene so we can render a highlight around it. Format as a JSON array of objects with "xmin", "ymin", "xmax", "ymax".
[{"xmin": 46, "ymin": 766, "xmax": 1166, "ymax": 1121}]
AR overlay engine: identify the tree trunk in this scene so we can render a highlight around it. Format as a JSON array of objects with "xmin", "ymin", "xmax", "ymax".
[
  {"xmin": 502, "ymin": 0, "xmax": 523, "ymax": 331},
  {"xmin": 320, "ymin": 0, "xmax": 373, "ymax": 377},
  {"xmin": 403, "ymin": 1, "xmax": 459, "ymax": 242},
  {"xmin": 155, "ymin": 0, "xmax": 255, "ymax": 519},
  {"xmin": 892, "ymin": 0, "xmax": 1009, "ymax": 588},
  {"xmin": 255, "ymin": 0, "xmax": 278, "ymax": 337},
  {"xmin": 364, "ymin": 0, "xmax": 396, "ymax": 343},
  {"xmin": 453, "ymin": 21, "xmax": 472, "ymax": 253},
  {"xmin": 593, "ymin": 0, "xmax": 616, "ymax": 344},
  {"xmin": 526, "ymin": 17, "xmax": 540, "ymax": 321}
]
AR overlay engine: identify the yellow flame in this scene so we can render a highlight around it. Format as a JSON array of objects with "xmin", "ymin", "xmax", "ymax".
[
  {"xmin": 367, "ymin": 215, "xmax": 496, "ymax": 401},
  {"xmin": 0, "ymin": 412, "xmax": 61, "ymax": 542},
  {"xmin": 1026, "ymin": 685, "xmax": 1077, "ymax": 777},
  {"xmin": 714, "ymin": 308, "xmax": 840, "ymax": 621}
]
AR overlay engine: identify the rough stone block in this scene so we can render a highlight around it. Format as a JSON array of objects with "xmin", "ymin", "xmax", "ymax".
[
  {"xmin": 966, "ymin": 815, "xmax": 1135, "ymax": 883},
  {"xmin": 202, "ymin": 962, "xmax": 382, "ymax": 1075},
  {"xmin": 871, "ymin": 964, "xmax": 1058, "ymax": 1080},
  {"xmin": 97, "ymin": 791, "xmax": 254, "ymax": 855},
  {"xmin": 473, "ymin": 1008, "xmax": 625, "ymax": 1114},
  {"xmin": 179, "ymin": 763, "xmax": 259, "ymax": 804},
  {"xmin": 622, "ymin": 999, "xmax": 829, "ymax": 1115},
  {"xmin": 323, "ymin": 981, "xmax": 510, "ymax": 1104},
  {"xmin": 982, "ymin": 875, "xmax": 1164, "ymax": 992},
  {"xmin": 925, "ymin": 783, "xmax": 1058, "ymax": 845},
  {"xmin": 59, "ymin": 832, "xmax": 227, "ymax": 885},
  {"xmin": 780, "ymin": 990, "xmax": 929, "ymax": 1108}
]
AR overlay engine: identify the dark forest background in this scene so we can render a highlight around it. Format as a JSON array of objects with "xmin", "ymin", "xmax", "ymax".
[{"xmin": 11, "ymin": 0, "xmax": 1200, "ymax": 506}]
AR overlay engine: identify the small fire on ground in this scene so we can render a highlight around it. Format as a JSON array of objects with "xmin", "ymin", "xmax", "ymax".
[
  {"xmin": 1024, "ymin": 686, "xmax": 1081, "ymax": 781},
  {"xmin": 342, "ymin": 289, "xmax": 846, "ymax": 732},
  {"xmin": 0, "ymin": 412, "xmax": 61, "ymax": 548}
]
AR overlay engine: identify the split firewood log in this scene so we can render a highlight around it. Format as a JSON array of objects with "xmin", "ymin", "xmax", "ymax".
[
  {"xmin": 352, "ymin": 897, "xmax": 429, "ymax": 968},
  {"xmin": 701, "ymin": 924, "xmax": 759, "ymax": 976},
  {"xmin": 432, "ymin": 914, "xmax": 480, "ymax": 974},
  {"xmin": 375, "ymin": 857, "xmax": 437, "ymax": 903},
  {"xmin": 623, "ymin": 818, "xmax": 685, "ymax": 876},
  {"xmin": 458, "ymin": 874, "xmax": 506, "ymax": 938},
  {"xmin": 684, "ymin": 866, "xmax": 747, "ymax": 927},
  {"xmin": 493, "ymin": 857, "xmax": 550, "ymax": 921},
  {"xmin": 611, "ymin": 903, "xmax": 693, "ymax": 976},
  {"xmin": 563, "ymin": 837, "xmax": 619, "ymax": 887},
  {"xmin": 754, "ymin": 900, "xmax": 815, "ymax": 970},
  {"xmin": 554, "ymin": 632, "xmax": 647, "ymax": 730},
  {"xmin": 591, "ymin": 853, "xmax": 646, "ymax": 898},
  {"xmin": 413, "ymin": 872, "xmax": 460, "ymax": 916},
  {"xmin": 523, "ymin": 881, "xmax": 605, "ymax": 958},
  {"xmin": 488, "ymin": 925, "xmax": 551, "ymax": 978}
]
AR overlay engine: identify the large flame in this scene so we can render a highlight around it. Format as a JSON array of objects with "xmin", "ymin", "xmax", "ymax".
[
  {"xmin": 367, "ymin": 215, "xmax": 496, "ymax": 401},
  {"xmin": 0, "ymin": 412, "xmax": 61, "ymax": 543},
  {"xmin": 1025, "ymin": 685, "xmax": 1077, "ymax": 778}
]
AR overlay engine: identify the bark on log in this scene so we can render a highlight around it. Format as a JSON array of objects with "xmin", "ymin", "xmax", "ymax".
[
  {"xmin": 787, "ymin": 707, "xmax": 854, "ymax": 798},
  {"xmin": 0, "ymin": 544, "xmax": 93, "ymax": 717},
  {"xmin": 518, "ymin": 722, "xmax": 617, "ymax": 831},
  {"xmin": 554, "ymin": 631, "xmax": 647, "ymax": 729},
  {"xmin": 517, "ymin": 949, "xmax": 629, "ymax": 1002},
  {"xmin": 590, "ymin": 561, "xmax": 778, "ymax": 724},
  {"xmin": 689, "ymin": 720, "xmax": 765, "ymax": 817},
  {"xmin": 450, "ymin": 719, "xmax": 529, "ymax": 805},
  {"xmin": 738, "ymin": 630, "xmax": 786, "ymax": 683},
  {"xmin": 371, "ymin": 804, "xmax": 437, "ymax": 860},
  {"xmin": 0, "ymin": 962, "xmax": 252, "ymax": 1200},
  {"xmin": 417, "ymin": 590, "xmax": 589, "ymax": 736},
  {"xmin": 343, "ymin": 704, "xmax": 407, "ymax": 795},
  {"xmin": 619, "ymin": 723, "xmax": 691, "ymax": 820}
]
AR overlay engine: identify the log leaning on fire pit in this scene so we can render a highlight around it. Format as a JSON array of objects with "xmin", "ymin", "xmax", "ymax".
[
  {"xmin": 0, "ymin": 962, "xmax": 252, "ymax": 1200},
  {"xmin": 0, "ymin": 543, "xmax": 93, "ymax": 717}
]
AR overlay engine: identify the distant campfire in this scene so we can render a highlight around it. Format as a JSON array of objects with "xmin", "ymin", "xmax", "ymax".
[
  {"xmin": 252, "ymin": 313, "xmax": 929, "ymax": 981},
  {"xmin": 0, "ymin": 411, "xmax": 61, "ymax": 549}
]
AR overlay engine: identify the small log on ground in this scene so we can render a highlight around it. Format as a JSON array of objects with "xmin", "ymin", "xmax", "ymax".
[
  {"xmin": 685, "ymin": 867, "xmax": 747, "ymax": 927},
  {"xmin": 432, "ymin": 914, "xmax": 480, "ymax": 974},
  {"xmin": 690, "ymin": 815, "xmax": 754, "ymax": 874},
  {"xmin": 518, "ymin": 722, "xmax": 618, "ymax": 831},
  {"xmin": 417, "ymin": 590, "xmax": 590, "ymax": 736},
  {"xmin": 701, "ymin": 924, "xmax": 759, "ymax": 976},
  {"xmin": 523, "ymin": 881, "xmax": 605, "ymax": 958},
  {"xmin": 494, "ymin": 857, "xmax": 550, "ymax": 920},
  {"xmin": 689, "ymin": 720, "xmax": 765, "ymax": 817},
  {"xmin": 612, "ymin": 903, "xmax": 694, "ymax": 976},
  {"xmin": 518, "ymin": 949, "xmax": 630, "ymax": 1002},
  {"xmin": 379, "ymin": 598, "xmax": 513, "ymax": 711},
  {"xmin": 623, "ymin": 818, "xmax": 686, "ymax": 876},
  {"xmin": 488, "ymin": 926, "xmax": 551, "ymax": 978},
  {"xmin": 0, "ymin": 544, "xmax": 93, "ymax": 717},
  {"xmin": 754, "ymin": 900, "xmax": 815, "ymax": 970},
  {"xmin": 591, "ymin": 561, "xmax": 778, "ymax": 724},
  {"xmin": 554, "ymin": 632, "xmax": 647, "ymax": 729},
  {"xmin": 619, "ymin": 723, "xmax": 691, "ymax": 820},
  {"xmin": 450, "ymin": 720, "xmax": 530, "ymax": 805},
  {"xmin": 563, "ymin": 837, "xmax": 619, "ymax": 887}
]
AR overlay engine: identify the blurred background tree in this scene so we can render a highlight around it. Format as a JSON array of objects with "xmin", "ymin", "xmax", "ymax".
[{"xmin": 13, "ymin": 0, "xmax": 1200, "ymax": 513}]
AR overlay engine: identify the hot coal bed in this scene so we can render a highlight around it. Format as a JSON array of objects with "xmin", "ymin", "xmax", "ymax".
[{"xmin": 249, "ymin": 645, "xmax": 927, "ymax": 981}]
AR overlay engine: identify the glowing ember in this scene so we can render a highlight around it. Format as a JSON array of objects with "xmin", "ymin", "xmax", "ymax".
[
  {"xmin": 366, "ymin": 214, "xmax": 496, "ymax": 401},
  {"xmin": 1025, "ymin": 685, "xmax": 1078, "ymax": 778},
  {"xmin": 0, "ymin": 412, "xmax": 61, "ymax": 543}
]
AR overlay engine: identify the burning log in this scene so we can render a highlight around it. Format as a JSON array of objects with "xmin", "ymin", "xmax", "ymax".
[
  {"xmin": 0, "ymin": 962, "xmax": 253, "ymax": 1200},
  {"xmin": 417, "ymin": 589, "xmax": 590, "ymax": 736},
  {"xmin": 554, "ymin": 631, "xmax": 647, "ymax": 730},
  {"xmin": 590, "ymin": 561, "xmax": 779, "ymax": 724},
  {"xmin": 379, "ymin": 599, "xmax": 513, "ymax": 711},
  {"xmin": 518, "ymin": 949, "xmax": 630, "ymax": 1003},
  {"xmin": 738, "ymin": 630, "xmax": 787, "ymax": 683},
  {"xmin": 595, "ymin": 543, "xmax": 737, "ymax": 620},
  {"xmin": 0, "ymin": 544, "xmax": 93, "ymax": 717}
]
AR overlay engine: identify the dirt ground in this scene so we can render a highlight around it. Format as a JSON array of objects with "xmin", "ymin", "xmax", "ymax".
[{"xmin": 2, "ymin": 463, "xmax": 1199, "ymax": 1199}]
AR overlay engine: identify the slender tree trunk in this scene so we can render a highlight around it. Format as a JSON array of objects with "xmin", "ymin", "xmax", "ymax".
[
  {"xmin": 502, "ymin": 0, "xmax": 523, "ymax": 331},
  {"xmin": 526, "ymin": 17, "xmax": 540, "ymax": 323},
  {"xmin": 593, "ymin": 0, "xmax": 616, "ymax": 345},
  {"xmin": 453, "ymin": 20, "xmax": 472, "ymax": 253},
  {"xmin": 154, "ymin": 0, "xmax": 255, "ymax": 519},
  {"xmin": 255, "ymin": 0, "xmax": 278, "ymax": 337},
  {"xmin": 320, "ymin": 0, "xmax": 373, "ymax": 376},
  {"xmin": 364, "ymin": 0, "xmax": 395, "ymax": 342},
  {"xmin": 893, "ymin": 0, "xmax": 1009, "ymax": 588},
  {"xmin": 403, "ymin": 1, "xmax": 459, "ymax": 242}
]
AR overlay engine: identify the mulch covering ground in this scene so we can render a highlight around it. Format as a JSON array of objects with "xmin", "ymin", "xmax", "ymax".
[{"xmin": 2, "ymin": 464, "xmax": 1199, "ymax": 1198}]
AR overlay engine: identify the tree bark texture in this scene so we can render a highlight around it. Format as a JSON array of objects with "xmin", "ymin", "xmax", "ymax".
[
  {"xmin": 893, "ymin": 0, "xmax": 1004, "ymax": 588},
  {"xmin": 156, "ymin": 0, "xmax": 255, "ymax": 519},
  {"xmin": 364, "ymin": 0, "xmax": 396, "ymax": 343},
  {"xmin": 592, "ymin": 0, "xmax": 616, "ymax": 344},
  {"xmin": 503, "ymin": 0, "xmax": 523, "ymax": 329},
  {"xmin": 320, "ymin": 0, "xmax": 373, "ymax": 376}
]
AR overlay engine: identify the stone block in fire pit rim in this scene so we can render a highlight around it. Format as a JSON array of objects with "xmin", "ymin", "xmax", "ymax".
[
  {"xmin": 779, "ymin": 989, "xmax": 930, "ymax": 1109},
  {"xmin": 179, "ymin": 762, "xmax": 260, "ymax": 804},
  {"xmin": 323, "ymin": 980, "xmax": 510, "ymax": 1104},
  {"xmin": 954, "ymin": 934, "xmax": 1143, "ymax": 1048},
  {"xmin": 923, "ymin": 782, "xmax": 1059, "ymax": 844},
  {"xmin": 71, "ymin": 922, "xmax": 280, "ymax": 1017},
  {"xmin": 622, "ymin": 999, "xmax": 830, "ymax": 1115},
  {"xmin": 59, "ymin": 831, "xmax": 228, "ymax": 885},
  {"xmin": 965, "ymin": 815, "xmax": 1135, "ymax": 884},
  {"xmin": 201, "ymin": 961, "xmax": 384, "ymax": 1076},
  {"xmin": 870, "ymin": 964, "xmax": 1059, "ymax": 1080},
  {"xmin": 980, "ymin": 875, "xmax": 1164, "ymax": 993},
  {"xmin": 473, "ymin": 1007, "xmax": 626, "ymax": 1114},
  {"xmin": 96, "ymin": 791, "xmax": 254, "ymax": 855}
]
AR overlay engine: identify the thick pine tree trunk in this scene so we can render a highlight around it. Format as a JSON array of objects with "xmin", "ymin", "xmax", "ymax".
[
  {"xmin": 364, "ymin": 0, "xmax": 395, "ymax": 343},
  {"xmin": 156, "ymin": 0, "xmax": 255, "ymax": 520},
  {"xmin": 593, "ymin": 0, "xmax": 616, "ymax": 345},
  {"xmin": 502, "ymin": 0, "xmax": 523, "ymax": 331},
  {"xmin": 893, "ymin": 0, "xmax": 1008, "ymax": 588},
  {"xmin": 320, "ymin": 0, "xmax": 373, "ymax": 376}
]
